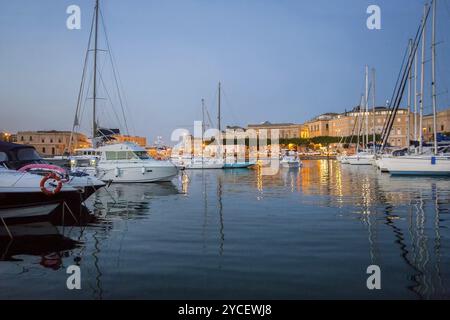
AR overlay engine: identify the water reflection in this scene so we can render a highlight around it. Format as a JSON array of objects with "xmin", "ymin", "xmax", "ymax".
[
  {"xmin": 91, "ymin": 182, "xmax": 179, "ymax": 218},
  {"xmin": 181, "ymin": 161, "xmax": 450, "ymax": 299},
  {"xmin": 1, "ymin": 162, "xmax": 450, "ymax": 299}
]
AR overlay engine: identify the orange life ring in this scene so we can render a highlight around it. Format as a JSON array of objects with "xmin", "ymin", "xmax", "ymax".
[{"xmin": 40, "ymin": 173, "xmax": 63, "ymax": 196}]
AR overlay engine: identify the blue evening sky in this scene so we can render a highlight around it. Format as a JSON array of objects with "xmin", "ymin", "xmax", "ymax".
[{"xmin": 1, "ymin": 0, "xmax": 450, "ymax": 144}]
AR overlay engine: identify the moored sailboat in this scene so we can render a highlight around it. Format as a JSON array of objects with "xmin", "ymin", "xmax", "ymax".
[{"xmin": 380, "ymin": 0, "xmax": 450, "ymax": 176}]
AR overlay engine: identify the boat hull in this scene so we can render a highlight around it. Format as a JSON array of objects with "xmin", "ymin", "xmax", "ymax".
[
  {"xmin": 75, "ymin": 164, "xmax": 179, "ymax": 183},
  {"xmin": 382, "ymin": 156, "xmax": 450, "ymax": 176},
  {"xmin": 0, "ymin": 189, "xmax": 86, "ymax": 220},
  {"xmin": 223, "ymin": 162, "xmax": 255, "ymax": 169},
  {"xmin": 0, "ymin": 203, "xmax": 59, "ymax": 220}
]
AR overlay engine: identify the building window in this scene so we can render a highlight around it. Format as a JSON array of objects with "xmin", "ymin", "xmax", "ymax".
[
  {"xmin": 41, "ymin": 139, "xmax": 45, "ymax": 143},
  {"xmin": 42, "ymin": 147, "xmax": 46, "ymax": 153},
  {"xmin": 441, "ymin": 125, "xmax": 445, "ymax": 131},
  {"xmin": 59, "ymin": 139, "xmax": 62, "ymax": 143},
  {"xmin": 52, "ymin": 147, "xmax": 55, "ymax": 155},
  {"xmin": 21, "ymin": 136, "xmax": 24, "ymax": 141},
  {"xmin": 29, "ymin": 136, "xmax": 33, "ymax": 141},
  {"xmin": 50, "ymin": 139, "xmax": 53, "ymax": 143}
]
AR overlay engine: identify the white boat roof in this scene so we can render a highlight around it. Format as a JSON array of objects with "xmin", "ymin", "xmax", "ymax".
[
  {"xmin": 75, "ymin": 148, "xmax": 98, "ymax": 152},
  {"xmin": 96, "ymin": 142, "xmax": 147, "ymax": 152}
]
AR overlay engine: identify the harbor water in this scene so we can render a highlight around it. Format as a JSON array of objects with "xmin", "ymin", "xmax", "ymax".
[{"xmin": 1, "ymin": 160, "xmax": 450, "ymax": 299}]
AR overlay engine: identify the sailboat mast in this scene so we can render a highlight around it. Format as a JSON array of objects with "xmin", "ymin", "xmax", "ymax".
[
  {"xmin": 431, "ymin": 0, "xmax": 438, "ymax": 155},
  {"xmin": 365, "ymin": 65, "xmax": 369, "ymax": 150},
  {"xmin": 92, "ymin": 0, "xmax": 100, "ymax": 147},
  {"xmin": 372, "ymin": 68, "xmax": 376, "ymax": 153},
  {"xmin": 414, "ymin": 44, "xmax": 418, "ymax": 143},
  {"xmin": 419, "ymin": 3, "xmax": 428, "ymax": 154},
  {"xmin": 407, "ymin": 39, "xmax": 413, "ymax": 148},
  {"xmin": 218, "ymin": 82, "xmax": 221, "ymax": 132},
  {"xmin": 202, "ymin": 98, "xmax": 205, "ymax": 161},
  {"xmin": 357, "ymin": 95, "xmax": 363, "ymax": 153}
]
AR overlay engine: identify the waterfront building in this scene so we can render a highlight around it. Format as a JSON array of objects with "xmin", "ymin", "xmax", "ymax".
[
  {"xmin": 304, "ymin": 113, "xmax": 338, "ymax": 138},
  {"xmin": 328, "ymin": 107, "xmax": 412, "ymax": 147},
  {"xmin": 16, "ymin": 130, "xmax": 90, "ymax": 156},
  {"xmin": 422, "ymin": 109, "xmax": 450, "ymax": 141},
  {"xmin": 247, "ymin": 122, "xmax": 306, "ymax": 139}
]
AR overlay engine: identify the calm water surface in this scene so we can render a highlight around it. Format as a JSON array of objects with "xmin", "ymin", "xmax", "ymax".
[{"xmin": 1, "ymin": 160, "xmax": 450, "ymax": 299}]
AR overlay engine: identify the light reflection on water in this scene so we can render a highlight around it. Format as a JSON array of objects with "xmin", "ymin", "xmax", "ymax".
[{"xmin": 0, "ymin": 160, "xmax": 449, "ymax": 299}]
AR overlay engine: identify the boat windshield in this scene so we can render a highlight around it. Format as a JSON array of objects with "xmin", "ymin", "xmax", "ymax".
[
  {"xmin": 134, "ymin": 151, "xmax": 150, "ymax": 160},
  {"xmin": 17, "ymin": 148, "xmax": 42, "ymax": 161}
]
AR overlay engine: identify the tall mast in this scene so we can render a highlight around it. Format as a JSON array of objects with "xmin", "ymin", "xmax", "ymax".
[
  {"xmin": 414, "ymin": 43, "xmax": 418, "ymax": 143},
  {"xmin": 202, "ymin": 98, "xmax": 205, "ymax": 161},
  {"xmin": 217, "ymin": 82, "xmax": 221, "ymax": 133},
  {"xmin": 431, "ymin": 0, "xmax": 438, "ymax": 155},
  {"xmin": 365, "ymin": 65, "xmax": 369, "ymax": 150},
  {"xmin": 407, "ymin": 39, "xmax": 413, "ymax": 148},
  {"xmin": 357, "ymin": 95, "xmax": 364, "ymax": 153},
  {"xmin": 372, "ymin": 68, "xmax": 376, "ymax": 153},
  {"xmin": 419, "ymin": 3, "xmax": 428, "ymax": 154},
  {"xmin": 92, "ymin": 0, "xmax": 100, "ymax": 147}
]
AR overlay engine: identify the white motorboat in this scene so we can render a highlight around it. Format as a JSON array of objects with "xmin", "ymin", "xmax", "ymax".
[
  {"xmin": 346, "ymin": 152, "xmax": 375, "ymax": 166},
  {"xmin": 280, "ymin": 153, "xmax": 302, "ymax": 168},
  {"xmin": 0, "ymin": 141, "xmax": 105, "ymax": 198},
  {"xmin": 0, "ymin": 168, "xmax": 83, "ymax": 220},
  {"xmin": 71, "ymin": 142, "xmax": 179, "ymax": 183}
]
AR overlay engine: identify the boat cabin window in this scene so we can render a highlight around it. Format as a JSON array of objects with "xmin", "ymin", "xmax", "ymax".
[
  {"xmin": 105, "ymin": 151, "xmax": 141, "ymax": 160},
  {"xmin": 0, "ymin": 152, "xmax": 8, "ymax": 162},
  {"xmin": 17, "ymin": 148, "xmax": 42, "ymax": 160}
]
